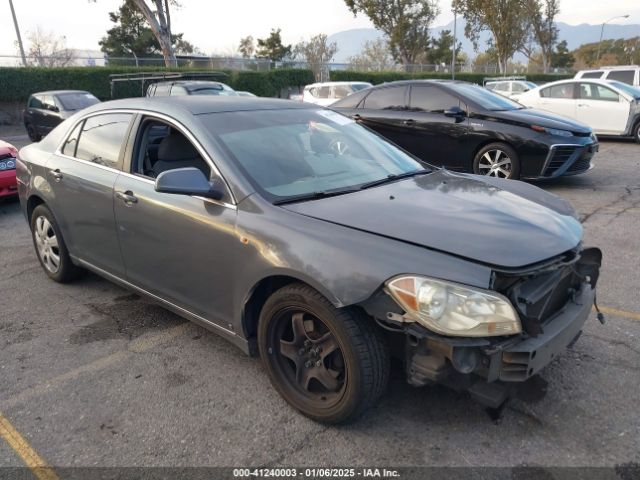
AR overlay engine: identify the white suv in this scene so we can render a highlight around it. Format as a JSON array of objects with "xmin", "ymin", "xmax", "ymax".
[
  {"xmin": 575, "ymin": 66, "xmax": 639, "ymax": 87},
  {"xmin": 302, "ymin": 81, "xmax": 372, "ymax": 106}
]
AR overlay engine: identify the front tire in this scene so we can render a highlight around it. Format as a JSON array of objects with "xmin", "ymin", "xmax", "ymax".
[
  {"xmin": 258, "ymin": 283, "xmax": 389, "ymax": 424},
  {"xmin": 633, "ymin": 121, "xmax": 640, "ymax": 145},
  {"xmin": 473, "ymin": 143, "xmax": 520, "ymax": 179},
  {"xmin": 26, "ymin": 123, "xmax": 41, "ymax": 142},
  {"xmin": 30, "ymin": 204, "xmax": 81, "ymax": 282}
]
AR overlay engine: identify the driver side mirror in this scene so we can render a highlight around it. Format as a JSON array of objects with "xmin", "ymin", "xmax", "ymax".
[
  {"xmin": 154, "ymin": 167, "xmax": 225, "ymax": 201},
  {"xmin": 47, "ymin": 104, "xmax": 59, "ymax": 113},
  {"xmin": 444, "ymin": 106, "xmax": 467, "ymax": 122}
]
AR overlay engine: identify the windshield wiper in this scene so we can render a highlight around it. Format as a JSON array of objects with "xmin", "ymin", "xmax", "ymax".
[
  {"xmin": 273, "ymin": 188, "xmax": 359, "ymax": 205},
  {"xmin": 359, "ymin": 169, "xmax": 431, "ymax": 190}
]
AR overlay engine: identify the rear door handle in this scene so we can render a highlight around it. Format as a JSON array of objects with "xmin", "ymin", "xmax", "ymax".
[
  {"xmin": 49, "ymin": 169, "xmax": 63, "ymax": 181},
  {"xmin": 403, "ymin": 119, "xmax": 416, "ymax": 126},
  {"xmin": 577, "ymin": 104, "xmax": 589, "ymax": 107},
  {"xmin": 115, "ymin": 190, "xmax": 138, "ymax": 204},
  {"xmin": 352, "ymin": 114, "xmax": 361, "ymax": 121}
]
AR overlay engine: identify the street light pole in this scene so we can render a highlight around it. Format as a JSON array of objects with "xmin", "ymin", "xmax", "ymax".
[
  {"xmin": 451, "ymin": 8, "xmax": 457, "ymax": 80},
  {"xmin": 8, "ymin": 0, "xmax": 27, "ymax": 67},
  {"xmin": 596, "ymin": 14, "xmax": 630, "ymax": 64}
]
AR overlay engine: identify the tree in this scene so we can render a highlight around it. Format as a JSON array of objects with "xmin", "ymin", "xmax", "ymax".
[
  {"xmin": 239, "ymin": 36, "xmax": 255, "ymax": 58},
  {"xmin": 257, "ymin": 28, "xmax": 292, "ymax": 61},
  {"xmin": 99, "ymin": 0, "xmax": 158, "ymax": 57},
  {"xmin": 424, "ymin": 30, "xmax": 463, "ymax": 66},
  {"xmin": 344, "ymin": 0, "xmax": 439, "ymax": 68},
  {"xmin": 91, "ymin": 0, "xmax": 180, "ymax": 66},
  {"xmin": 99, "ymin": 0, "xmax": 194, "ymax": 61},
  {"xmin": 453, "ymin": 0, "xmax": 527, "ymax": 74},
  {"xmin": 348, "ymin": 38, "xmax": 395, "ymax": 71},
  {"xmin": 524, "ymin": 0, "xmax": 559, "ymax": 73},
  {"xmin": 551, "ymin": 40, "xmax": 574, "ymax": 69},
  {"xmin": 26, "ymin": 27, "xmax": 75, "ymax": 67},
  {"xmin": 294, "ymin": 34, "xmax": 338, "ymax": 81}
]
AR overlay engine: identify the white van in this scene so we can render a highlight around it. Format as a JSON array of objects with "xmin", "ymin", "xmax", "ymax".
[
  {"xmin": 302, "ymin": 81, "xmax": 373, "ymax": 106},
  {"xmin": 574, "ymin": 66, "xmax": 639, "ymax": 87}
]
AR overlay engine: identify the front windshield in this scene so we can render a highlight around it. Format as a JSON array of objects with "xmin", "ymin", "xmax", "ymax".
[
  {"xmin": 452, "ymin": 83, "xmax": 524, "ymax": 111},
  {"xmin": 608, "ymin": 81, "xmax": 640, "ymax": 99},
  {"xmin": 57, "ymin": 93, "xmax": 100, "ymax": 111},
  {"xmin": 201, "ymin": 109, "xmax": 427, "ymax": 201}
]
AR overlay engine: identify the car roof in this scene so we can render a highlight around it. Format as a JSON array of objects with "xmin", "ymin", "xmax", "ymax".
[
  {"xmin": 30, "ymin": 90, "xmax": 93, "ymax": 96},
  {"xmin": 85, "ymin": 96, "xmax": 315, "ymax": 116},
  {"xmin": 306, "ymin": 81, "xmax": 371, "ymax": 88},
  {"xmin": 153, "ymin": 80, "xmax": 228, "ymax": 87}
]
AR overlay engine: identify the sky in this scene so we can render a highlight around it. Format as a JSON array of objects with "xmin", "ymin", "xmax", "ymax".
[{"xmin": 1, "ymin": 0, "xmax": 639, "ymax": 57}]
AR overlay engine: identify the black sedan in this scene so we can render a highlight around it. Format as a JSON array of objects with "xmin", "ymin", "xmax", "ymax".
[{"xmin": 332, "ymin": 80, "xmax": 599, "ymax": 180}]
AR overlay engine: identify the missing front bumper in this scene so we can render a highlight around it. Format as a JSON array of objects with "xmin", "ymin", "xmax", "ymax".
[{"xmin": 405, "ymin": 285, "xmax": 596, "ymax": 407}]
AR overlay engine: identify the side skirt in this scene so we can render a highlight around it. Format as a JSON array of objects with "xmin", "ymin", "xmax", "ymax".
[{"xmin": 72, "ymin": 256, "xmax": 251, "ymax": 355}]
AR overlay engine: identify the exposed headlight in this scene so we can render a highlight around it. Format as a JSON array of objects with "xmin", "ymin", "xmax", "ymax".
[
  {"xmin": 531, "ymin": 125, "xmax": 573, "ymax": 137},
  {"xmin": 386, "ymin": 276, "xmax": 521, "ymax": 337}
]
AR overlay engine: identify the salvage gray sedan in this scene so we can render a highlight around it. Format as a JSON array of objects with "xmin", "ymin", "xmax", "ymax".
[{"xmin": 17, "ymin": 97, "xmax": 602, "ymax": 423}]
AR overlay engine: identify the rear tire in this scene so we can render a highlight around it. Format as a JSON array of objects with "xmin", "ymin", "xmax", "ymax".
[
  {"xmin": 30, "ymin": 204, "xmax": 82, "ymax": 283},
  {"xmin": 633, "ymin": 121, "xmax": 640, "ymax": 145},
  {"xmin": 473, "ymin": 142, "xmax": 520, "ymax": 179},
  {"xmin": 258, "ymin": 283, "xmax": 389, "ymax": 424},
  {"xmin": 26, "ymin": 123, "xmax": 41, "ymax": 142}
]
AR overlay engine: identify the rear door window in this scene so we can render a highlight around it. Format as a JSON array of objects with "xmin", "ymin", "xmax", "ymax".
[
  {"xmin": 541, "ymin": 84, "xmax": 575, "ymax": 99},
  {"xmin": 317, "ymin": 86, "xmax": 331, "ymax": 99},
  {"xmin": 332, "ymin": 85, "xmax": 352, "ymax": 99},
  {"xmin": 362, "ymin": 86, "xmax": 407, "ymax": 110},
  {"xmin": 606, "ymin": 70, "xmax": 635, "ymax": 85},
  {"xmin": 409, "ymin": 86, "xmax": 460, "ymax": 112},
  {"xmin": 75, "ymin": 113, "xmax": 133, "ymax": 168}
]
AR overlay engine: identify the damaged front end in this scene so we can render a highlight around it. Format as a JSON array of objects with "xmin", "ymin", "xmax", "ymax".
[{"xmin": 363, "ymin": 246, "xmax": 603, "ymax": 408}]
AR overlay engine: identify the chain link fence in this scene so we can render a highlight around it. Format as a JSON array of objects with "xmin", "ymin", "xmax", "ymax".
[{"xmin": 0, "ymin": 54, "xmax": 572, "ymax": 77}]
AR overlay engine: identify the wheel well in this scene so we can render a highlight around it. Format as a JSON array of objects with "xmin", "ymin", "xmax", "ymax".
[
  {"xmin": 242, "ymin": 275, "xmax": 313, "ymax": 345},
  {"xmin": 27, "ymin": 195, "xmax": 45, "ymax": 222}
]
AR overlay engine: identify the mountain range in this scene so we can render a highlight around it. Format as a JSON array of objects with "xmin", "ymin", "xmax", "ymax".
[{"xmin": 327, "ymin": 21, "xmax": 640, "ymax": 64}]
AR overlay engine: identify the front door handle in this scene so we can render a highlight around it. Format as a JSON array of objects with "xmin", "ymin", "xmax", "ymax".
[
  {"xmin": 352, "ymin": 114, "xmax": 361, "ymax": 121},
  {"xmin": 403, "ymin": 119, "xmax": 416, "ymax": 126},
  {"xmin": 115, "ymin": 190, "xmax": 138, "ymax": 204},
  {"xmin": 49, "ymin": 169, "xmax": 63, "ymax": 181},
  {"xmin": 577, "ymin": 104, "xmax": 589, "ymax": 108}
]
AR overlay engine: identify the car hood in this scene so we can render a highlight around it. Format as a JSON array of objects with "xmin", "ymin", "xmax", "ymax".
[
  {"xmin": 481, "ymin": 107, "xmax": 592, "ymax": 134},
  {"xmin": 282, "ymin": 170, "xmax": 582, "ymax": 268}
]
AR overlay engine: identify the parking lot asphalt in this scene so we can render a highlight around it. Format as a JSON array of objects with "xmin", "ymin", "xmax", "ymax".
[{"xmin": 1, "ymin": 134, "xmax": 639, "ymax": 472}]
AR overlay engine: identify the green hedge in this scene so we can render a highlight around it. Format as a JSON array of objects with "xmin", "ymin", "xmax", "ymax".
[
  {"xmin": 0, "ymin": 67, "xmax": 315, "ymax": 102},
  {"xmin": 329, "ymin": 70, "xmax": 573, "ymax": 85}
]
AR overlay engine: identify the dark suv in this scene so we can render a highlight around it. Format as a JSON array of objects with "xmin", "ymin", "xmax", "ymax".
[
  {"xmin": 146, "ymin": 80, "xmax": 238, "ymax": 97},
  {"xmin": 23, "ymin": 90, "xmax": 100, "ymax": 142}
]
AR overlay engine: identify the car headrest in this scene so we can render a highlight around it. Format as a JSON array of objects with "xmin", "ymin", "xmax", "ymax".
[{"xmin": 157, "ymin": 133, "xmax": 199, "ymax": 162}]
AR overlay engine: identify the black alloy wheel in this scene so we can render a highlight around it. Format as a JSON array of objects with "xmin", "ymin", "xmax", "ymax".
[{"xmin": 258, "ymin": 283, "xmax": 389, "ymax": 423}]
